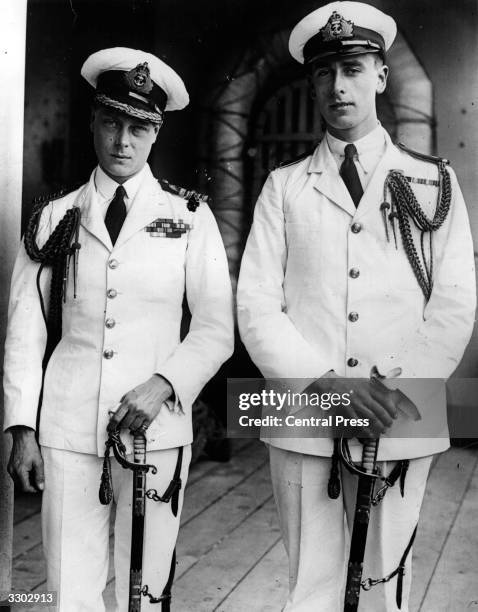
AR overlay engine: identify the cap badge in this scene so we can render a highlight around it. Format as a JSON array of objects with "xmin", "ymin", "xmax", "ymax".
[
  {"xmin": 321, "ymin": 11, "xmax": 354, "ymax": 41},
  {"xmin": 124, "ymin": 62, "xmax": 153, "ymax": 94}
]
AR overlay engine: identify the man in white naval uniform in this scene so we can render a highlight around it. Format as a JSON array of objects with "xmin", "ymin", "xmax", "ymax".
[
  {"xmin": 237, "ymin": 3, "xmax": 475, "ymax": 611},
  {"xmin": 4, "ymin": 48, "xmax": 234, "ymax": 611}
]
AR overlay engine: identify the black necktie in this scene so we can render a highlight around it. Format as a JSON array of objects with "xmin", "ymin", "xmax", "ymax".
[
  {"xmin": 340, "ymin": 144, "xmax": 363, "ymax": 207},
  {"xmin": 105, "ymin": 185, "xmax": 126, "ymax": 245}
]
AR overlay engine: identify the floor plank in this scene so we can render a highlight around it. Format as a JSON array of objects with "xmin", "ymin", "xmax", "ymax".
[
  {"xmin": 411, "ymin": 447, "xmax": 478, "ymax": 611},
  {"xmin": 218, "ymin": 539, "xmax": 288, "ymax": 611},
  {"xmin": 418, "ymin": 453, "xmax": 478, "ymax": 611},
  {"xmin": 13, "ymin": 492, "xmax": 42, "ymax": 526},
  {"xmin": 181, "ymin": 441, "xmax": 268, "ymax": 526},
  {"xmin": 173, "ymin": 498, "xmax": 281, "ymax": 612},
  {"xmin": 176, "ymin": 455, "xmax": 272, "ymax": 580},
  {"xmin": 12, "ymin": 543, "xmax": 45, "ymax": 593}
]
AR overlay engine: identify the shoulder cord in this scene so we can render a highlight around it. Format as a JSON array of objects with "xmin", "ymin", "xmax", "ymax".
[
  {"xmin": 24, "ymin": 198, "xmax": 81, "ymax": 364},
  {"xmin": 383, "ymin": 162, "xmax": 452, "ymax": 302}
]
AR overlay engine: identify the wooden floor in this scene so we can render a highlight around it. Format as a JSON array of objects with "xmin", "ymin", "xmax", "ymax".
[{"xmin": 11, "ymin": 441, "xmax": 478, "ymax": 611}]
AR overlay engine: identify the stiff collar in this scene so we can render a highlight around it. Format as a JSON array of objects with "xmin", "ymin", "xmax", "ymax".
[
  {"xmin": 94, "ymin": 163, "xmax": 149, "ymax": 202},
  {"xmin": 325, "ymin": 123, "xmax": 386, "ymax": 173},
  {"xmin": 326, "ymin": 122, "xmax": 384, "ymax": 154},
  {"xmin": 309, "ymin": 124, "xmax": 388, "ymax": 175}
]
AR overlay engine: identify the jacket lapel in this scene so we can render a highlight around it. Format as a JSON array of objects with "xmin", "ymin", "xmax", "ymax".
[
  {"xmin": 310, "ymin": 140, "xmax": 356, "ymax": 217},
  {"xmin": 114, "ymin": 167, "xmax": 168, "ymax": 249},
  {"xmin": 354, "ymin": 132, "xmax": 404, "ymax": 222},
  {"xmin": 79, "ymin": 171, "xmax": 113, "ymax": 250}
]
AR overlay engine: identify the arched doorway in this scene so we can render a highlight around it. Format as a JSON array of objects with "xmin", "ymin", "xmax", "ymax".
[
  {"xmin": 197, "ymin": 30, "xmax": 434, "ymax": 284},
  {"xmin": 246, "ymin": 74, "xmax": 399, "ymax": 215}
]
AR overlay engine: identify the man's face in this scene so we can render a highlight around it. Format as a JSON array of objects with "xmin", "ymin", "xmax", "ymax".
[
  {"xmin": 310, "ymin": 53, "xmax": 388, "ymax": 141},
  {"xmin": 91, "ymin": 107, "xmax": 159, "ymax": 182}
]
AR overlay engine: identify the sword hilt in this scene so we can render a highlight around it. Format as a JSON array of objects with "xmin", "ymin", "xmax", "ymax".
[
  {"xmin": 361, "ymin": 439, "xmax": 379, "ymax": 473},
  {"xmin": 133, "ymin": 433, "xmax": 147, "ymax": 465}
]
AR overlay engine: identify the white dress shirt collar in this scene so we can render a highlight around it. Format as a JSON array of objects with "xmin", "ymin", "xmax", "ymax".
[
  {"xmin": 326, "ymin": 123, "xmax": 386, "ymax": 175},
  {"xmin": 94, "ymin": 164, "xmax": 148, "ymax": 212}
]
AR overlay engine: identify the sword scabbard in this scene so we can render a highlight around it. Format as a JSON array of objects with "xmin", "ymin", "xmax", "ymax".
[
  {"xmin": 344, "ymin": 438, "xmax": 379, "ymax": 612},
  {"xmin": 129, "ymin": 433, "xmax": 147, "ymax": 612}
]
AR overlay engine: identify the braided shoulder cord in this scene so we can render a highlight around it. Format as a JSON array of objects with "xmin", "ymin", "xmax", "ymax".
[
  {"xmin": 383, "ymin": 162, "xmax": 452, "ymax": 302},
  {"xmin": 24, "ymin": 197, "xmax": 81, "ymax": 365}
]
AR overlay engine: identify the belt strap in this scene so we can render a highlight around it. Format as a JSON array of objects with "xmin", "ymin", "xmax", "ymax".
[
  {"xmin": 145, "ymin": 446, "xmax": 183, "ymax": 516},
  {"xmin": 328, "ymin": 438, "xmax": 341, "ymax": 499},
  {"xmin": 372, "ymin": 459, "xmax": 409, "ymax": 505},
  {"xmin": 140, "ymin": 447, "xmax": 184, "ymax": 608},
  {"xmin": 361, "ymin": 524, "xmax": 418, "ymax": 610},
  {"xmin": 396, "ymin": 525, "xmax": 417, "ymax": 609}
]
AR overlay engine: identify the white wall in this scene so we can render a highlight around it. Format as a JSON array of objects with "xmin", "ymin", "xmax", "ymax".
[{"xmin": 0, "ymin": 0, "xmax": 27, "ymax": 597}]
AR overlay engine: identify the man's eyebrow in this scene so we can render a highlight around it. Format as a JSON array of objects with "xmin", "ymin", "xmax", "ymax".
[
  {"xmin": 341, "ymin": 58, "xmax": 364, "ymax": 67},
  {"xmin": 313, "ymin": 58, "xmax": 365, "ymax": 70}
]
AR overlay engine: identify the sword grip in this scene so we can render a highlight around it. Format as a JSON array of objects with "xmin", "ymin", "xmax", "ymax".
[
  {"xmin": 133, "ymin": 433, "xmax": 147, "ymax": 465},
  {"xmin": 361, "ymin": 439, "xmax": 379, "ymax": 473}
]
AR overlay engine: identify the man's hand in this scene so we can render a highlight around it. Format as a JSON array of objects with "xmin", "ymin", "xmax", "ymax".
[
  {"xmin": 309, "ymin": 375, "xmax": 402, "ymax": 437},
  {"xmin": 108, "ymin": 375, "xmax": 173, "ymax": 433},
  {"xmin": 7, "ymin": 426, "xmax": 44, "ymax": 493}
]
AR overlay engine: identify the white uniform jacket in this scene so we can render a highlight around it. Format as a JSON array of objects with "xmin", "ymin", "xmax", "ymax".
[
  {"xmin": 237, "ymin": 130, "xmax": 476, "ymax": 460},
  {"xmin": 4, "ymin": 164, "xmax": 234, "ymax": 455}
]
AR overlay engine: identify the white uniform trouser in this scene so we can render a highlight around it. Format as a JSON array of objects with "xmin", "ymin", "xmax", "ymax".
[
  {"xmin": 269, "ymin": 445, "xmax": 432, "ymax": 612},
  {"xmin": 41, "ymin": 445, "xmax": 191, "ymax": 612}
]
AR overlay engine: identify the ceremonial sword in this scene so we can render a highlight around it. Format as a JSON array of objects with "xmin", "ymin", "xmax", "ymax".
[
  {"xmin": 343, "ymin": 436, "xmax": 379, "ymax": 611},
  {"xmin": 99, "ymin": 428, "xmax": 158, "ymax": 611},
  {"xmin": 342, "ymin": 375, "xmax": 420, "ymax": 612},
  {"xmin": 100, "ymin": 427, "xmax": 182, "ymax": 611}
]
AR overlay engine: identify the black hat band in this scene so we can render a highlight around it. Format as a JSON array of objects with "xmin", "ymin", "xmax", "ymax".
[
  {"xmin": 304, "ymin": 26, "xmax": 385, "ymax": 64},
  {"xmin": 96, "ymin": 69, "xmax": 168, "ymax": 113}
]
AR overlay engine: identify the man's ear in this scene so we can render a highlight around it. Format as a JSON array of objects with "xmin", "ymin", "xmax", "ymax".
[
  {"xmin": 152, "ymin": 123, "xmax": 161, "ymax": 142},
  {"xmin": 376, "ymin": 64, "xmax": 389, "ymax": 95}
]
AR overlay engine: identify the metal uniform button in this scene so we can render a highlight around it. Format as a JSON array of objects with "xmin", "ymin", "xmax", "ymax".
[
  {"xmin": 349, "ymin": 268, "xmax": 360, "ymax": 279},
  {"xmin": 103, "ymin": 349, "xmax": 114, "ymax": 359},
  {"xmin": 107, "ymin": 288, "xmax": 117, "ymax": 299},
  {"xmin": 348, "ymin": 312, "xmax": 359, "ymax": 322},
  {"xmin": 351, "ymin": 223, "xmax": 362, "ymax": 234},
  {"xmin": 347, "ymin": 357, "xmax": 358, "ymax": 367},
  {"xmin": 108, "ymin": 259, "xmax": 119, "ymax": 270},
  {"xmin": 105, "ymin": 318, "xmax": 116, "ymax": 329}
]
